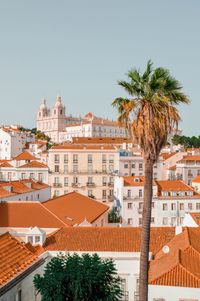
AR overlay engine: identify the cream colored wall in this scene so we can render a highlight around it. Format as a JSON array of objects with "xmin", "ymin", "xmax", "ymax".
[{"xmin": 48, "ymin": 148, "xmax": 119, "ymax": 201}]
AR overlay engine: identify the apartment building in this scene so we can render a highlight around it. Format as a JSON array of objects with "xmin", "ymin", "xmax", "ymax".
[
  {"xmin": 0, "ymin": 126, "xmax": 35, "ymax": 160},
  {"xmin": 0, "ymin": 151, "xmax": 49, "ymax": 183},
  {"xmin": 176, "ymin": 155, "xmax": 200, "ymax": 185},
  {"xmin": 48, "ymin": 144, "xmax": 119, "ymax": 201},
  {"xmin": 114, "ymin": 176, "xmax": 200, "ymax": 227}
]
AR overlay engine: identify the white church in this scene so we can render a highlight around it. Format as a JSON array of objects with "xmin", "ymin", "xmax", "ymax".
[{"xmin": 36, "ymin": 96, "xmax": 127, "ymax": 143}]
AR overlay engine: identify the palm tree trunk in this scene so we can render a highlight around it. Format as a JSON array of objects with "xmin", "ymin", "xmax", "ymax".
[{"xmin": 139, "ymin": 159, "xmax": 153, "ymax": 301}]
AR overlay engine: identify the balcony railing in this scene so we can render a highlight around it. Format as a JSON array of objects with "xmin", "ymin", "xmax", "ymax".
[
  {"xmin": 53, "ymin": 183, "xmax": 62, "ymax": 188},
  {"xmin": 73, "ymin": 160, "xmax": 78, "ymax": 164},
  {"xmin": 86, "ymin": 182, "xmax": 95, "ymax": 187},
  {"xmin": 108, "ymin": 182, "xmax": 114, "ymax": 186},
  {"xmin": 72, "ymin": 183, "xmax": 80, "ymax": 187},
  {"xmin": 134, "ymin": 291, "xmax": 139, "ymax": 301}
]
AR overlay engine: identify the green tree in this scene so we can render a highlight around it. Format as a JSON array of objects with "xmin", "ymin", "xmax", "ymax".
[
  {"xmin": 113, "ymin": 60, "xmax": 189, "ymax": 301},
  {"xmin": 34, "ymin": 253, "xmax": 122, "ymax": 301}
]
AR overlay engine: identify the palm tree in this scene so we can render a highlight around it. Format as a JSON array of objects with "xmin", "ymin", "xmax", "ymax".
[{"xmin": 113, "ymin": 60, "xmax": 189, "ymax": 301}]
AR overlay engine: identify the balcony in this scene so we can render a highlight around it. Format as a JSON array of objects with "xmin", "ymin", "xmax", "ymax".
[
  {"xmin": 86, "ymin": 182, "xmax": 95, "ymax": 187},
  {"xmin": 109, "ymin": 160, "xmax": 114, "ymax": 163},
  {"xmin": 102, "ymin": 182, "xmax": 107, "ymax": 186},
  {"xmin": 108, "ymin": 182, "xmax": 114, "ymax": 186},
  {"xmin": 134, "ymin": 291, "xmax": 139, "ymax": 301},
  {"xmin": 53, "ymin": 183, "xmax": 62, "ymax": 188},
  {"xmin": 102, "ymin": 159, "xmax": 107, "ymax": 163},
  {"xmin": 107, "ymin": 196, "xmax": 113, "ymax": 202},
  {"xmin": 72, "ymin": 183, "xmax": 80, "ymax": 187},
  {"xmin": 73, "ymin": 160, "xmax": 78, "ymax": 164}
]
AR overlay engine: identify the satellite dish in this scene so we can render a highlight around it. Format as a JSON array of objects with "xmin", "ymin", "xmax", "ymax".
[{"xmin": 162, "ymin": 245, "xmax": 170, "ymax": 254}]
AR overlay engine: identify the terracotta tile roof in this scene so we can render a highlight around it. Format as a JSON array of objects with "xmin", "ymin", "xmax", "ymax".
[
  {"xmin": 0, "ymin": 202, "xmax": 65, "ymax": 228},
  {"xmin": 51, "ymin": 145, "xmax": 116, "ymax": 150},
  {"xmin": 123, "ymin": 176, "xmax": 156, "ymax": 187},
  {"xmin": 43, "ymin": 227, "xmax": 175, "ymax": 253},
  {"xmin": 18, "ymin": 161, "xmax": 48, "ymax": 168},
  {"xmin": 156, "ymin": 180, "xmax": 194, "ymax": 192},
  {"xmin": 42, "ymin": 192, "xmax": 109, "ymax": 226},
  {"xmin": 160, "ymin": 152, "xmax": 177, "ymax": 160},
  {"xmin": 192, "ymin": 175, "xmax": 200, "ymax": 183},
  {"xmin": 14, "ymin": 152, "xmax": 39, "ymax": 161},
  {"xmin": 0, "ymin": 232, "xmax": 37, "ymax": 286},
  {"xmin": 0, "ymin": 180, "xmax": 49, "ymax": 198},
  {"xmin": 0, "ymin": 192, "xmax": 108, "ymax": 228},
  {"xmin": 190, "ymin": 213, "xmax": 200, "ymax": 226},
  {"xmin": 0, "ymin": 162, "xmax": 13, "ymax": 168},
  {"xmin": 71, "ymin": 137, "xmax": 131, "ymax": 144},
  {"xmin": 167, "ymin": 165, "xmax": 176, "ymax": 171},
  {"xmin": 149, "ymin": 228, "xmax": 200, "ymax": 287},
  {"xmin": 149, "ymin": 249, "xmax": 200, "ymax": 287},
  {"xmin": 179, "ymin": 155, "xmax": 200, "ymax": 162}
]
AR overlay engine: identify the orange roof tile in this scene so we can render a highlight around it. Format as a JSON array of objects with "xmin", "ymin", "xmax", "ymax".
[
  {"xmin": 179, "ymin": 155, "xmax": 200, "ymax": 162},
  {"xmin": 51, "ymin": 145, "xmax": 116, "ymax": 150},
  {"xmin": 156, "ymin": 180, "xmax": 194, "ymax": 192},
  {"xmin": 190, "ymin": 213, "xmax": 200, "ymax": 226},
  {"xmin": 0, "ymin": 202, "xmax": 65, "ymax": 228},
  {"xmin": 0, "ymin": 232, "xmax": 38, "ymax": 286},
  {"xmin": 192, "ymin": 175, "xmax": 200, "ymax": 183},
  {"xmin": 123, "ymin": 176, "xmax": 156, "ymax": 187},
  {"xmin": 167, "ymin": 165, "xmax": 176, "ymax": 171},
  {"xmin": 18, "ymin": 161, "xmax": 48, "ymax": 168},
  {"xmin": 43, "ymin": 227, "xmax": 175, "ymax": 253},
  {"xmin": 71, "ymin": 137, "xmax": 131, "ymax": 144},
  {"xmin": 0, "ymin": 180, "xmax": 49, "ymax": 198},
  {"xmin": 160, "ymin": 152, "xmax": 177, "ymax": 160},
  {"xmin": 0, "ymin": 162, "xmax": 13, "ymax": 168},
  {"xmin": 149, "ymin": 228, "xmax": 200, "ymax": 287},
  {"xmin": 14, "ymin": 152, "xmax": 39, "ymax": 161},
  {"xmin": 42, "ymin": 192, "xmax": 109, "ymax": 226}
]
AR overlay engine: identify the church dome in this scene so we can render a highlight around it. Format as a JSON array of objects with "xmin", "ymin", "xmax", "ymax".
[{"xmin": 39, "ymin": 97, "xmax": 47, "ymax": 110}]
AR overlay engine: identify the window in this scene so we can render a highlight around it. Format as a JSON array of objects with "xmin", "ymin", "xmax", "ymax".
[
  {"xmin": 64, "ymin": 177, "xmax": 68, "ymax": 186},
  {"xmin": 28, "ymin": 236, "xmax": 33, "ymax": 243},
  {"xmin": 162, "ymin": 203, "xmax": 168, "ymax": 211},
  {"xmin": 15, "ymin": 289, "xmax": 22, "ymax": 301},
  {"xmin": 88, "ymin": 154, "xmax": 93, "ymax": 163},
  {"xmin": 109, "ymin": 155, "xmax": 114, "ymax": 163},
  {"xmin": 151, "ymin": 217, "xmax": 155, "ymax": 224},
  {"xmin": 38, "ymin": 173, "xmax": 43, "ymax": 182},
  {"xmin": 139, "ymin": 163, "xmax": 143, "ymax": 170},
  {"xmin": 131, "ymin": 163, "xmax": 135, "ymax": 169},
  {"xmin": 124, "ymin": 164, "xmax": 128, "ymax": 169},
  {"xmin": 30, "ymin": 173, "xmax": 34, "ymax": 179},
  {"xmin": 64, "ymin": 165, "xmax": 68, "ymax": 173},
  {"xmin": 64, "ymin": 154, "xmax": 68, "ymax": 163},
  {"xmin": 37, "ymin": 194, "xmax": 39, "ymax": 199},
  {"xmin": 139, "ymin": 189, "xmax": 143, "ymax": 197},
  {"xmin": 88, "ymin": 176, "xmax": 93, "ymax": 184},
  {"xmin": 109, "ymin": 165, "xmax": 114, "ymax": 172},
  {"xmin": 128, "ymin": 218, "xmax": 133, "ymax": 225},
  {"xmin": 88, "ymin": 163, "xmax": 93, "ymax": 173},
  {"xmin": 102, "ymin": 154, "xmax": 106, "ymax": 163},
  {"xmin": 102, "ymin": 190, "xmax": 106, "ymax": 199},
  {"xmin": 127, "ymin": 189, "xmax": 131, "ymax": 197},
  {"xmin": 102, "ymin": 164, "xmax": 106, "ymax": 172},
  {"xmin": 171, "ymin": 217, "xmax": 176, "ymax": 226},
  {"xmin": 162, "ymin": 191, "xmax": 168, "ymax": 197},
  {"xmin": 88, "ymin": 190, "xmax": 93, "ymax": 197},
  {"xmin": 171, "ymin": 203, "xmax": 176, "ymax": 211},
  {"xmin": 180, "ymin": 203, "xmax": 184, "ymax": 210},
  {"xmin": 73, "ymin": 164, "xmax": 78, "ymax": 172},
  {"xmin": 196, "ymin": 203, "xmax": 200, "ymax": 210},
  {"xmin": 21, "ymin": 173, "xmax": 26, "ymax": 180},
  {"xmin": 162, "ymin": 217, "xmax": 168, "ymax": 225},
  {"xmin": 127, "ymin": 203, "xmax": 132, "ymax": 209},
  {"xmin": 188, "ymin": 203, "xmax": 193, "ymax": 210},
  {"xmin": 54, "ymin": 154, "xmax": 59, "ymax": 163},
  {"xmin": 102, "ymin": 176, "xmax": 107, "ymax": 185},
  {"xmin": 73, "ymin": 154, "xmax": 78, "ymax": 163},
  {"xmin": 35, "ymin": 236, "xmax": 40, "ymax": 243},
  {"xmin": 139, "ymin": 218, "xmax": 142, "ymax": 225},
  {"xmin": 54, "ymin": 165, "xmax": 59, "ymax": 172},
  {"xmin": 139, "ymin": 202, "xmax": 143, "ymax": 209}
]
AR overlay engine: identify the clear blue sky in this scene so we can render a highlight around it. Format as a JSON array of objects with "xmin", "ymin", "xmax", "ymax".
[{"xmin": 0, "ymin": 0, "xmax": 199, "ymax": 135}]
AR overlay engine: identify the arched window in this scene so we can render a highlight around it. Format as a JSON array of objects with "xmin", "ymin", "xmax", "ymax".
[{"xmin": 60, "ymin": 109, "xmax": 62, "ymax": 115}]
